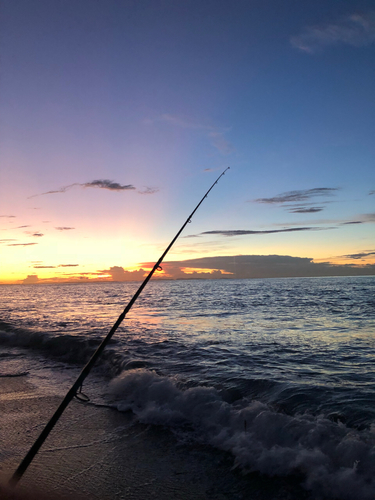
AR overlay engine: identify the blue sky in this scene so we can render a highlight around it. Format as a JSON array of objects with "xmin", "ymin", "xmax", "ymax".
[{"xmin": 0, "ymin": 0, "xmax": 374, "ymax": 283}]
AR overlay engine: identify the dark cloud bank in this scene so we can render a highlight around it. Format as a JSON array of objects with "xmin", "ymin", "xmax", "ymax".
[
  {"xmin": 22, "ymin": 255, "xmax": 375, "ymax": 284},
  {"xmin": 101, "ymin": 256, "xmax": 375, "ymax": 282},
  {"xmin": 160, "ymin": 255, "xmax": 375, "ymax": 279}
]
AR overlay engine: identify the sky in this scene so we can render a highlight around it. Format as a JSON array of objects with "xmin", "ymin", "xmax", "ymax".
[{"xmin": 0, "ymin": 0, "xmax": 374, "ymax": 284}]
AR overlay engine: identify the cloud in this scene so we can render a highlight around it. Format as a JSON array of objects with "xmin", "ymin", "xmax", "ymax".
[
  {"xmin": 138, "ymin": 187, "xmax": 159, "ymax": 195},
  {"xmin": 28, "ymin": 184, "xmax": 76, "ymax": 198},
  {"xmin": 203, "ymin": 166, "xmax": 227, "ymax": 174},
  {"xmin": 58, "ymin": 264, "xmax": 79, "ymax": 267},
  {"xmin": 18, "ymin": 253, "xmax": 375, "ymax": 284},
  {"xmin": 343, "ymin": 251, "xmax": 375, "ymax": 260},
  {"xmin": 291, "ymin": 12, "xmax": 375, "ymax": 53},
  {"xmin": 0, "ymin": 215, "xmax": 16, "ymax": 218},
  {"xmin": 254, "ymin": 188, "xmax": 337, "ymax": 204},
  {"xmin": 98, "ymin": 266, "xmax": 147, "ymax": 282},
  {"xmin": 14, "ymin": 225, "xmax": 31, "ymax": 229},
  {"xmin": 0, "ymin": 239, "xmax": 17, "ymax": 243},
  {"xmin": 197, "ymin": 226, "xmax": 331, "ymax": 237},
  {"xmin": 287, "ymin": 206, "xmax": 324, "ymax": 214},
  {"xmin": 82, "ymin": 180, "xmax": 135, "ymax": 191},
  {"xmin": 207, "ymin": 131, "xmax": 234, "ymax": 155},
  {"xmin": 369, "ymin": 190, "xmax": 375, "ymax": 195},
  {"xmin": 55, "ymin": 227, "xmax": 75, "ymax": 231},
  {"xmin": 28, "ymin": 179, "xmax": 136, "ymax": 198},
  {"xmin": 161, "ymin": 255, "xmax": 375, "ymax": 279},
  {"xmin": 253, "ymin": 188, "xmax": 338, "ymax": 216},
  {"xmin": 148, "ymin": 113, "xmax": 234, "ymax": 155},
  {"xmin": 7, "ymin": 242, "xmax": 38, "ymax": 247},
  {"xmin": 24, "ymin": 230, "xmax": 44, "ymax": 237},
  {"xmin": 275, "ymin": 212, "xmax": 375, "ymax": 227},
  {"xmin": 23, "ymin": 274, "xmax": 39, "ymax": 284},
  {"xmin": 159, "ymin": 114, "xmax": 209, "ymax": 130},
  {"xmin": 351, "ymin": 213, "xmax": 375, "ymax": 223},
  {"xmin": 34, "ymin": 265, "xmax": 56, "ymax": 269}
]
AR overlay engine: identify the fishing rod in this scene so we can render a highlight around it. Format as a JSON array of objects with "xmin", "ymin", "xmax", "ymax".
[{"xmin": 9, "ymin": 166, "xmax": 230, "ymax": 487}]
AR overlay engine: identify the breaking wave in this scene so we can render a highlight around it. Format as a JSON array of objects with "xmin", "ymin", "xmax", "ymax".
[{"xmin": 109, "ymin": 369, "xmax": 375, "ymax": 500}]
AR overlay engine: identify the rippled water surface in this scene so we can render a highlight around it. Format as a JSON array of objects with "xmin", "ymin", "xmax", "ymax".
[
  {"xmin": 1, "ymin": 277, "xmax": 375, "ymax": 419},
  {"xmin": 1, "ymin": 276, "xmax": 375, "ymax": 499}
]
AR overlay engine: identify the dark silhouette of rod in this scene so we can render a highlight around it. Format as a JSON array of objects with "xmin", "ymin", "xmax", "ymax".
[{"xmin": 9, "ymin": 167, "xmax": 230, "ymax": 487}]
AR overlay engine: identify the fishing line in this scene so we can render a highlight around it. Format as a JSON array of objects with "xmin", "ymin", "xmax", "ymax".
[{"xmin": 9, "ymin": 167, "xmax": 229, "ymax": 487}]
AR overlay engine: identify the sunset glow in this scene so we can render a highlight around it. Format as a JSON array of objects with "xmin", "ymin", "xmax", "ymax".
[{"xmin": 1, "ymin": 1, "xmax": 374, "ymax": 284}]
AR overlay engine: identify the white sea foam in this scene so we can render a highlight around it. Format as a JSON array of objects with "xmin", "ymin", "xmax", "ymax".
[{"xmin": 109, "ymin": 369, "xmax": 375, "ymax": 500}]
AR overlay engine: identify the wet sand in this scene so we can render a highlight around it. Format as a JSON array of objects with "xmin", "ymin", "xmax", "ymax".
[{"xmin": 0, "ymin": 375, "xmax": 311, "ymax": 500}]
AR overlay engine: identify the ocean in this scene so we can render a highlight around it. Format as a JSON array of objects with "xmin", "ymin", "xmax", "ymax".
[{"xmin": 1, "ymin": 276, "xmax": 375, "ymax": 499}]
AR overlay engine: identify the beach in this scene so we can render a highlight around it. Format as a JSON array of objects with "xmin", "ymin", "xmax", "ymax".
[{"xmin": 0, "ymin": 372, "xmax": 312, "ymax": 500}]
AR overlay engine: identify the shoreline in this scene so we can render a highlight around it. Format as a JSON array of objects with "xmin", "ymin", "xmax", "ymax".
[{"xmin": 0, "ymin": 374, "xmax": 312, "ymax": 500}]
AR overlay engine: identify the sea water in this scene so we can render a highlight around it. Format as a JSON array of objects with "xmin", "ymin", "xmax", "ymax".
[{"xmin": 0, "ymin": 276, "xmax": 374, "ymax": 499}]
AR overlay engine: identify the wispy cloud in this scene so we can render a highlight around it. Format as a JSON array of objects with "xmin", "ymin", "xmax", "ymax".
[
  {"xmin": 208, "ymin": 131, "xmax": 234, "ymax": 155},
  {"xmin": 0, "ymin": 215, "xmax": 16, "ymax": 218},
  {"xmin": 147, "ymin": 113, "xmax": 234, "ymax": 155},
  {"xmin": 29, "ymin": 184, "xmax": 76, "ymax": 198},
  {"xmin": 138, "ymin": 187, "xmax": 159, "ymax": 195},
  {"xmin": 343, "ymin": 251, "xmax": 375, "ymax": 260},
  {"xmin": 24, "ymin": 231, "xmax": 44, "ymax": 237},
  {"xmin": 287, "ymin": 206, "xmax": 324, "ymax": 214},
  {"xmin": 350, "ymin": 213, "xmax": 375, "ymax": 223},
  {"xmin": 254, "ymin": 188, "xmax": 337, "ymax": 204},
  {"xmin": 253, "ymin": 187, "xmax": 338, "ymax": 215},
  {"xmin": 55, "ymin": 227, "xmax": 75, "ymax": 231},
  {"xmin": 7, "ymin": 242, "xmax": 38, "ymax": 247},
  {"xmin": 158, "ymin": 114, "xmax": 208, "ymax": 130},
  {"xmin": 272, "ymin": 212, "xmax": 375, "ymax": 228},
  {"xmin": 28, "ymin": 179, "xmax": 136, "ymax": 199},
  {"xmin": 291, "ymin": 12, "xmax": 375, "ymax": 53},
  {"xmin": 0, "ymin": 239, "xmax": 17, "ymax": 243},
  {"xmin": 369, "ymin": 190, "xmax": 375, "ymax": 195},
  {"xmin": 197, "ymin": 226, "xmax": 331, "ymax": 237},
  {"xmin": 341, "ymin": 221, "xmax": 363, "ymax": 225},
  {"xmin": 34, "ymin": 263, "xmax": 80, "ymax": 269}
]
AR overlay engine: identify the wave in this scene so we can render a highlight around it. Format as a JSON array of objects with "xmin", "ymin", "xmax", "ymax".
[
  {"xmin": 0, "ymin": 321, "xmax": 126, "ymax": 375},
  {"xmin": 108, "ymin": 369, "xmax": 375, "ymax": 500}
]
